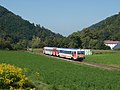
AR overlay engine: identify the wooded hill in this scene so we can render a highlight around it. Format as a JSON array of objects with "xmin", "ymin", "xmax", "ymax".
[
  {"xmin": 65, "ymin": 12, "xmax": 120, "ymax": 49},
  {"xmin": 0, "ymin": 5, "xmax": 63, "ymax": 50},
  {"xmin": 0, "ymin": 5, "xmax": 120, "ymax": 50}
]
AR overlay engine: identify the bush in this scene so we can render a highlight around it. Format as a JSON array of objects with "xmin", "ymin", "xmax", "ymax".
[{"xmin": 0, "ymin": 63, "xmax": 35, "ymax": 89}]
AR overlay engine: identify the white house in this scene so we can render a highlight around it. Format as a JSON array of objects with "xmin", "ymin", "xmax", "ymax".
[{"xmin": 104, "ymin": 40, "xmax": 120, "ymax": 49}]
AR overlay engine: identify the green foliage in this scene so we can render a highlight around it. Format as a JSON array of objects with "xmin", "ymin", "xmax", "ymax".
[
  {"xmin": 32, "ymin": 36, "xmax": 42, "ymax": 48},
  {"xmin": 0, "ymin": 5, "xmax": 120, "ymax": 50},
  {"xmin": 13, "ymin": 39, "xmax": 28, "ymax": 50},
  {"xmin": 1, "ymin": 51, "xmax": 120, "ymax": 90},
  {"xmin": 0, "ymin": 38, "xmax": 13, "ymax": 50},
  {"xmin": 67, "ymin": 12, "xmax": 120, "ymax": 49},
  {"xmin": 68, "ymin": 34, "xmax": 82, "ymax": 48},
  {"xmin": 0, "ymin": 5, "xmax": 63, "ymax": 50}
]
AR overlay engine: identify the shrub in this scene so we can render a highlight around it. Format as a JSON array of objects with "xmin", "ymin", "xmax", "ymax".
[{"xmin": 0, "ymin": 63, "xmax": 35, "ymax": 89}]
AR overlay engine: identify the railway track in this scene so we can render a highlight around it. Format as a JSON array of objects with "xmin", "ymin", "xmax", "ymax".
[
  {"xmin": 47, "ymin": 54, "xmax": 120, "ymax": 71},
  {"xmin": 29, "ymin": 51, "xmax": 120, "ymax": 71},
  {"xmin": 81, "ymin": 62, "xmax": 120, "ymax": 71}
]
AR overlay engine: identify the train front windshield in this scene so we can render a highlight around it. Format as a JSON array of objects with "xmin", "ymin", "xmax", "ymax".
[{"xmin": 77, "ymin": 51, "xmax": 85, "ymax": 54}]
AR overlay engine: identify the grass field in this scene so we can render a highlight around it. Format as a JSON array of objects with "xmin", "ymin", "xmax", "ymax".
[
  {"xmin": 85, "ymin": 52, "xmax": 120, "ymax": 66},
  {"xmin": 1, "ymin": 50, "xmax": 120, "ymax": 90}
]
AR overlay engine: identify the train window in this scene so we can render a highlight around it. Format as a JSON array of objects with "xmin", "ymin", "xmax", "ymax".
[
  {"xmin": 64, "ymin": 51, "xmax": 67, "ymax": 53},
  {"xmin": 68, "ymin": 51, "xmax": 72, "ymax": 54},
  {"xmin": 45, "ymin": 49, "xmax": 52, "ymax": 51},
  {"xmin": 53, "ymin": 50, "xmax": 56, "ymax": 52},
  {"xmin": 64, "ymin": 51, "xmax": 67, "ymax": 54},
  {"xmin": 59, "ymin": 50, "xmax": 71, "ymax": 54},
  {"xmin": 64, "ymin": 51, "xmax": 71, "ymax": 54},
  {"xmin": 60, "ymin": 50, "xmax": 63, "ymax": 53}
]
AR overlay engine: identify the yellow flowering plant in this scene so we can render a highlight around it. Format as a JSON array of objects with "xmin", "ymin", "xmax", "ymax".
[{"xmin": 0, "ymin": 63, "xmax": 36, "ymax": 89}]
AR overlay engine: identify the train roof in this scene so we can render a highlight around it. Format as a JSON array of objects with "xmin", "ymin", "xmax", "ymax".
[
  {"xmin": 44, "ymin": 47, "xmax": 82, "ymax": 51},
  {"xmin": 44, "ymin": 47, "xmax": 56, "ymax": 49},
  {"xmin": 57, "ymin": 48, "xmax": 81, "ymax": 51}
]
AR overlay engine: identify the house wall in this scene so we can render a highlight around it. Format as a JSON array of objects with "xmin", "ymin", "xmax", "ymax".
[{"xmin": 105, "ymin": 44, "xmax": 117, "ymax": 49}]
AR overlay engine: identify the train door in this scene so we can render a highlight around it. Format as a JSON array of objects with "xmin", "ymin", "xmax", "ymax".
[
  {"xmin": 52, "ymin": 49, "xmax": 55, "ymax": 55},
  {"xmin": 54, "ymin": 49, "xmax": 57, "ymax": 56},
  {"xmin": 56, "ymin": 50, "xmax": 59, "ymax": 56},
  {"xmin": 52, "ymin": 48, "xmax": 57, "ymax": 56},
  {"xmin": 73, "ymin": 51, "xmax": 77, "ymax": 59}
]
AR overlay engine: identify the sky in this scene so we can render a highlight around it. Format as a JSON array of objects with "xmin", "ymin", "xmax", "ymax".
[{"xmin": 0, "ymin": 0, "xmax": 120, "ymax": 36}]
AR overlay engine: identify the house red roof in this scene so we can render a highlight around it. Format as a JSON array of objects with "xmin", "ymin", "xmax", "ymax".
[{"xmin": 104, "ymin": 40, "xmax": 120, "ymax": 44}]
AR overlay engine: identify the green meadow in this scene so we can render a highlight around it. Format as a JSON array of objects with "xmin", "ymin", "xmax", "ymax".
[
  {"xmin": 85, "ymin": 52, "xmax": 120, "ymax": 66},
  {"xmin": 1, "ymin": 50, "xmax": 120, "ymax": 90}
]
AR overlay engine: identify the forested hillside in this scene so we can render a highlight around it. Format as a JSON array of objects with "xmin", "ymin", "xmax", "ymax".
[
  {"xmin": 65, "ymin": 12, "xmax": 120, "ymax": 49},
  {"xmin": 0, "ymin": 5, "xmax": 120, "ymax": 50},
  {"xmin": 0, "ymin": 5, "xmax": 63, "ymax": 50}
]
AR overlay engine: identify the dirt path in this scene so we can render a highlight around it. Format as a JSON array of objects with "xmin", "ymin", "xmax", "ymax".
[
  {"xmin": 81, "ymin": 62, "xmax": 120, "ymax": 71},
  {"xmin": 28, "ymin": 51, "xmax": 120, "ymax": 71}
]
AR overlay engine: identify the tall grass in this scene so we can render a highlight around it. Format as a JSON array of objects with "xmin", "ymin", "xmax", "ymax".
[
  {"xmin": 85, "ymin": 52, "xmax": 120, "ymax": 66},
  {"xmin": 1, "ymin": 50, "xmax": 120, "ymax": 90}
]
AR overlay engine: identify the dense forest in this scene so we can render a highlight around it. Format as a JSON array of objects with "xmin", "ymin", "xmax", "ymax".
[
  {"xmin": 0, "ymin": 5, "xmax": 120, "ymax": 50},
  {"xmin": 64, "ymin": 12, "xmax": 120, "ymax": 49},
  {"xmin": 0, "ymin": 5, "xmax": 63, "ymax": 50}
]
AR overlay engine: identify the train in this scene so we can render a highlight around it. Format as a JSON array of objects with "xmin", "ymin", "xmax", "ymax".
[{"xmin": 43, "ymin": 47, "xmax": 85, "ymax": 61}]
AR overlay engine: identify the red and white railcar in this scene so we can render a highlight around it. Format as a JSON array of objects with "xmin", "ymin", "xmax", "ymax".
[
  {"xmin": 43, "ymin": 47, "xmax": 85, "ymax": 61},
  {"xmin": 57, "ymin": 48, "xmax": 85, "ymax": 60}
]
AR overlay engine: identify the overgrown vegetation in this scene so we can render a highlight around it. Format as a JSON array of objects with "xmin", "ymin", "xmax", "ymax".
[
  {"xmin": 1, "ymin": 51, "xmax": 120, "ymax": 90},
  {"xmin": 0, "ymin": 63, "xmax": 35, "ymax": 89}
]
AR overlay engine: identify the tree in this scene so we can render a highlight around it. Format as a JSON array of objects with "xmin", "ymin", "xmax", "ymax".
[
  {"xmin": 32, "ymin": 36, "xmax": 42, "ymax": 48},
  {"xmin": 0, "ymin": 38, "xmax": 5, "ymax": 49},
  {"xmin": 0, "ymin": 5, "xmax": 64, "ymax": 50},
  {"xmin": 68, "ymin": 35, "xmax": 82, "ymax": 48}
]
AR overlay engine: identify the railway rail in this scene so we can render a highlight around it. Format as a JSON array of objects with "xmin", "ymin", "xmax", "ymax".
[{"xmin": 49, "ymin": 54, "xmax": 120, "ymax": 71}]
